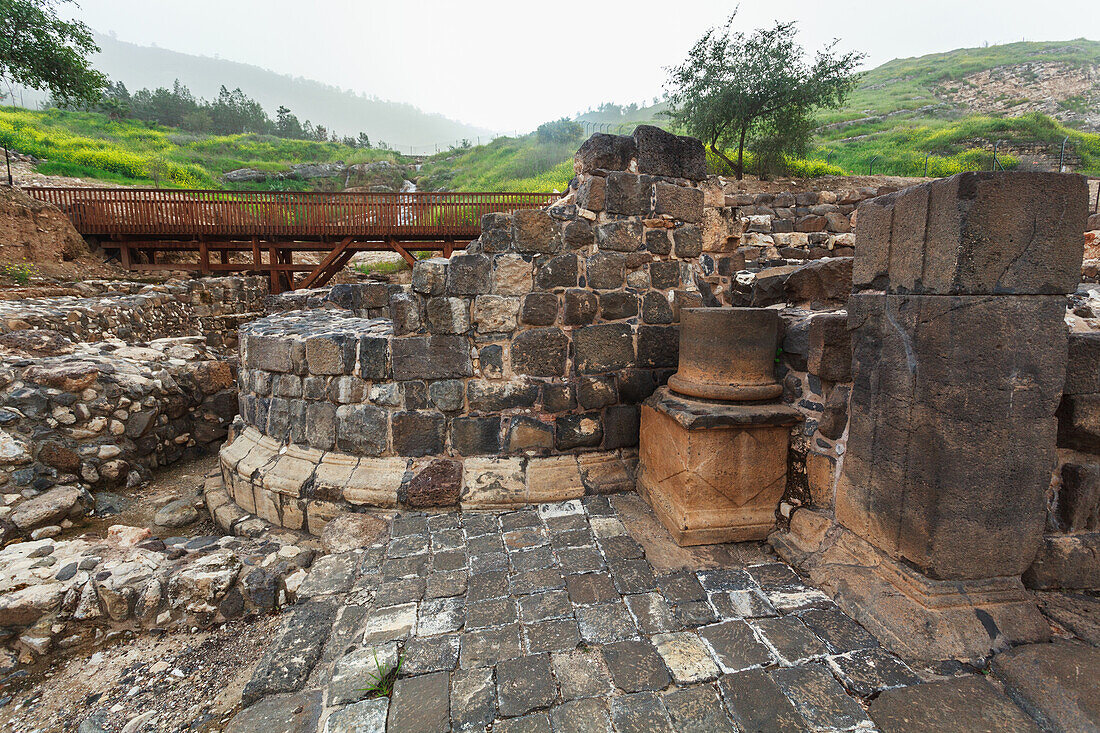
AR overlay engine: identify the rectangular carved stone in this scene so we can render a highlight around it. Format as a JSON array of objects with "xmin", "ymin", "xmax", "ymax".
[
  {"xmin": 638, "ymin": 388, "xmax": 799, "ymax": 545},
  {"xmin": 391, "ymin": 335, "xmax": 472, "ymax": 380},
  {"xmin": 854, "ymin": 172, "xmax": 1087, "ymax": 295},
  {"xmin": 836, "ymin": 292, "xmax": 1067, "ymax": 580}
]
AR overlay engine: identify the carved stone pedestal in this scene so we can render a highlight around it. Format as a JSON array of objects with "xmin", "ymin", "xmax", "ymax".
[
  {"xmin": 638, "ymin": 387, "xmax": 800, "ymax": 545},
  {"xmin": 789, "ymin": 525, "xmax": 1049, "ymax": 661}
]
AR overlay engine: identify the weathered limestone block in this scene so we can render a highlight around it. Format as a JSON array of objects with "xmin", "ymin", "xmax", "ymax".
[
  {"xmin": 854, "ymin": 172, "xmax": 1087, "ymax": 295},
  {"xmin": 526, "ymin": 456, "xmax": 584, "ymax": 504},
  {"xmin": 460, "ymin": 458, "xmax": 525, "ymax": 508},
  {"xmin": 638, "ymin": 388, "xmax": 800, "ymax": 545},
  {"xmin": 837, "ymin": 292, "xmax": 1067, "ymax": 580}
]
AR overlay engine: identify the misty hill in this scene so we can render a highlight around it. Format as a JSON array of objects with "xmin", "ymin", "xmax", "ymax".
[{"xmin": 22, "ymin": 33, "xmax": 490, "ymax": 152}]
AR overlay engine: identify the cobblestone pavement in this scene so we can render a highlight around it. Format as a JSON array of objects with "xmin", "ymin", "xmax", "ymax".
[{"xmin": 227, "ymin": 494, "xmax": 930, "ymax": 732}]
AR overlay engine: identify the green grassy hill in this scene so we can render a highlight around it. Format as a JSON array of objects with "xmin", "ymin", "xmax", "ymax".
[
  {"xmin": 4, "ymin": 40, "xmax": 1099, "ymax": 191},
  {"xmin": 0, "ymin": 107, "xmax": 404, "ymax": 189}
]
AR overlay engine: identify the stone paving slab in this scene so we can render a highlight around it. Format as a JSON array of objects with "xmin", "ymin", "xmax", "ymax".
[{"xmin": 225, "ymin": 495, "xmax": 1074, "ymax": 732}]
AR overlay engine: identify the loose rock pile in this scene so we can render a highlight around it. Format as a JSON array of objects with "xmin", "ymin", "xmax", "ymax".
[
  {"xmin": 0, "ymin": 523, "xmax": 314, "ymax": 667},
  {"xmin": 0, "ymin": 336, "xmax": 238, "ymax": 541}
]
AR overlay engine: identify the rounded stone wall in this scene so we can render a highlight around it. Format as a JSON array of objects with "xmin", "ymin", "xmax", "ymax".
[{"xmin": 221, "ymin": 126, "xmax": 733, "ymax": 533}]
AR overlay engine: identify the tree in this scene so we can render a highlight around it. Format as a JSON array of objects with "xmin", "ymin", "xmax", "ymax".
[
  {"xmin": 665, "ymin": 14, "xmax": 863, "ymax": 179},
  {"xmin": 357, "ymin": 132, "xmax": 371, "ymax": 149},
  {"xmin": 0, "ymin": 0, "xmax": 107, "ymax": 106}
]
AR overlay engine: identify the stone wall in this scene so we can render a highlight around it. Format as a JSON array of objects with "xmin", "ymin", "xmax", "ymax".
[
  {"xmin": 0, "ymin": 337, "xmax": 240, "ymax": 541},
  {"xmin": 221, "ymin": 127, "xmax": 721, "ymax": 532},
  {"xmin": 0, "ymin": 276, "xmax": 268, "ymax": 349}
]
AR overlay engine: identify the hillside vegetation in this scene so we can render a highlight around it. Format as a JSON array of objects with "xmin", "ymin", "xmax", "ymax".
[
  {"xmin": 0, "ymin": 107, "xmax": 403, "ymax": 189},
  {"xmin": 4, "ymin": 40, "xmax": 1099, "ymax": 191}
]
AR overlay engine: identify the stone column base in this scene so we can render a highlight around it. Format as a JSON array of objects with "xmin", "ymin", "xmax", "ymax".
[
  {"xmin": 637, "ymin": 387, "xmax": 799, "ymax": 546},
  {"xmin": 772, "ymin": 521, "xmax": 1050, "ymax": 663}
]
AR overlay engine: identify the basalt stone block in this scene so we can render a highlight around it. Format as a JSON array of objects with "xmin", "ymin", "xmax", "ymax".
[
  {"xmin": 563, "ymin": 218, "xmax": 594, "ymax": 249},
  {"xmin": 644, "ymin": 228, "xmax": 672, "ymax": 256},
  {"xmin": 633, "ymin": 126, "xmax": 707, "ymax": 180},
  {"xmin": 428, "ymin": 380, "xmax": 465, "ymax": 412},
  {"xmin": 358, "ymin": 336, "xmax": 390, "ymax": 380},
  {"xmin": 785, "ymin": 258, "xmax": 853, "ymax": 309},
  {"xmin": 391, "ymin": 335, "xmax": 472, "ymax": 380},
  {"xmin": 392, "ymin": 411, "xmax": 446, "ymax": 456},
  {"xmin": 507, "ymin": 416, "xmax": 555, "ymax": 452},
  {"xmin": 600, "ymin": 406, "xmax": 638, "ymax": 451},
  {"xmin": 306, "ymin": 402, "xmax": 337, "ymax": 450},
  {"xmin": 542, "ymin": 383, "xmax": 575, "ymax": 412},
  {"xmin": 649, "ymin": 261, "xmax": 680, "ymax": 290},
  {"xmin": 1058, "ymin": 462, "xmax": 1100, "ymax": 532},
  {"xmin": 673, "ymin": 226, "xmax": 703, "ymax": 258},
  {"xmin": 400, "ymin": 459, "xmax": 462, "ymax": 508},
  {"xmin": 1058, "ymin": 393, "xmax": 1100, "ymax": 452},
  {"xmin": 556, "ymin": 413, "xmax": 604, "ymax": 450},
  {"xmin": 413, "ymin": 258, "xmax": 449, "ymax": 295},
  {"xmin": 1065, "ymin": 332, "xmax": 1100, "ymax": 395},
  {"xmin": 400, "ymin": 380, "xmax": 429, "ymax": 409},
  {"xmin": 247, "ymin": 335, "xmax": 293, "ymax": 373},
  {"xmin": 796, "ymin": 215, "xmax": 828, "ymax": 233},
  {"xmin": 641, "ymin": 292, "xmax": 673, "ymax": 324},
  {"xmin": 652, "ymin": 182, "xmax": 704, "ymax": 223},
  {"xmin": 617, "ymin": 369, "xmax": 661, "ymax": 404},
  {"xmin": 637, "ymin": 326, "xmax": 679, "ymax": 369},
  {"xmin": 574, "ymin": 324, "xmax": 635, "ymax": 374},
  {"xmin": 854, "ymin": 172, "xmax": 1087, "ymax": 295},
  {"xmin": 446, "ymin": 254, "xmax": 492, "ymax": 295},
  {"xmin": 305, "ymin": 333, "xmax": 356, "ymax": 376},
  {"xmin": 480, "ymin": 213, "xmax": 515, "ymax": 253},
  {"xmin": 335, "ymin": 404, "xmax": 388, "ymax": 455},
  {"xmin": 837, "ymin": 292, "xmax": 1068, "ymax": 580},
  {"xmin": 535, "ymin": 253, "xmax": 578, "ymax": 289},
  {"xmin": 576, "ymin": 176, "xmax": 606, "ymax": 212},
  {"xmin": 599, "ymin": 291, "xmax": 639, "ymax": 321},
  {"xmin": 574, "ymin": 133, "xmax": 636, "ymax": 175},
  {"xmin": 595, "ymin": 220, "xmax": 644, "ymax": 253},
  {"xmin": 479, "ymin": 344, "xmax": 504, "ymax": 379},
  {"xmin": 587, "ymin": 253, "xmax": 627, "ymax": 290},
  {"xmin": 467, "ymin": 379, "xmax": 540, "ymax": 412},
  {"xmin": 451, "ymin": 416, "xmax": 502, "ymax": 456},
  {"xmin": 578, "ymin": 375, "xmax": 618, "ymax": 410},
  {"xmin": 818, "ymin": 385, "xmax": 850, "ymax": 441},
  {"xmin": 564, "ymin": 289, "xmax": 599, "ymax": 325},
  {"xmin": 606, "ymin": 172, "xmax": 651, "ymax": 216},
  {"xmin": 514, "ymin": 209, "xmax": 563, "ymax": 254},
  {"xmin": 426, "ymin": 297, "xmax": 471, "ymax": 334},
  {"xmin": 520, "ymin": 292, "xmax": 559, "ymax": 326},
  {"xmin": 807, "ymin": 313, "xmax": 851, "ymax": 383},
  {"xmin": 512, "ymin": 328, "xmax": 569, "ymax": 377},
  {"xmin": 390, "ymin": 293, "xmax": 421, "ymax": 335}
]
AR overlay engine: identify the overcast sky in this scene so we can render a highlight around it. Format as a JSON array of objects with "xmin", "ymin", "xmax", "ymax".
[{"xmin": 66, "ymin": 0, "xmax": 1099, "ymax": 132}]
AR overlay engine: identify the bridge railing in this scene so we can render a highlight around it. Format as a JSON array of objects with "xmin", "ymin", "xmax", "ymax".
[{"xmin": 24, "ymin": 188, "xmax": 559, "ymax": 239}]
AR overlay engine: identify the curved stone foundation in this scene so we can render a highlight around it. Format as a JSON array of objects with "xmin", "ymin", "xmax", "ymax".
[
  {"xmin": 219, "ymin": 127, "xmax": 725, "ymax": 529},
  {"xmin": 220, "ymin": 426, "xmax": 637, "ymax": 533}
]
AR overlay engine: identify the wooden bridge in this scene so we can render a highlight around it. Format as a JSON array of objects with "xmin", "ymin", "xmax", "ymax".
[{"xmin": 25, "ymin": 187, "xmax": 558, "ymax": 292}]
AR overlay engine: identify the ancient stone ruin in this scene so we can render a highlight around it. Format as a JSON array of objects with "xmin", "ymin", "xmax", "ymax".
[{"xmin": 0, "ymin": 125, "xmax": 1098, "ymax": 731}]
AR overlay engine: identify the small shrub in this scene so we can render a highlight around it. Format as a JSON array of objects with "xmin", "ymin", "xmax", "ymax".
[{"xmin": 2, "ymin": 261, "xmax": 39, "ymax": 285}]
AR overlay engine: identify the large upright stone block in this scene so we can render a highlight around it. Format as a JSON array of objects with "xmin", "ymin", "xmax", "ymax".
[
  {"xmin": 836, "ymin": 292, "xmax": 1067, "ymax": 580},
  {"xmin": 797, "ymin": 171, "xmax": 1088, "ymax": 661},
  {"xmin": 854, "ymin": 172, "xmax": 1087, "ymax": 295}
]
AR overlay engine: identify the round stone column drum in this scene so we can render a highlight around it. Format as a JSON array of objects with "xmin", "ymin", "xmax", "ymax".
[{"xmin": 667, "ymin": 308, "xmax": 782, "ymax": 401}]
